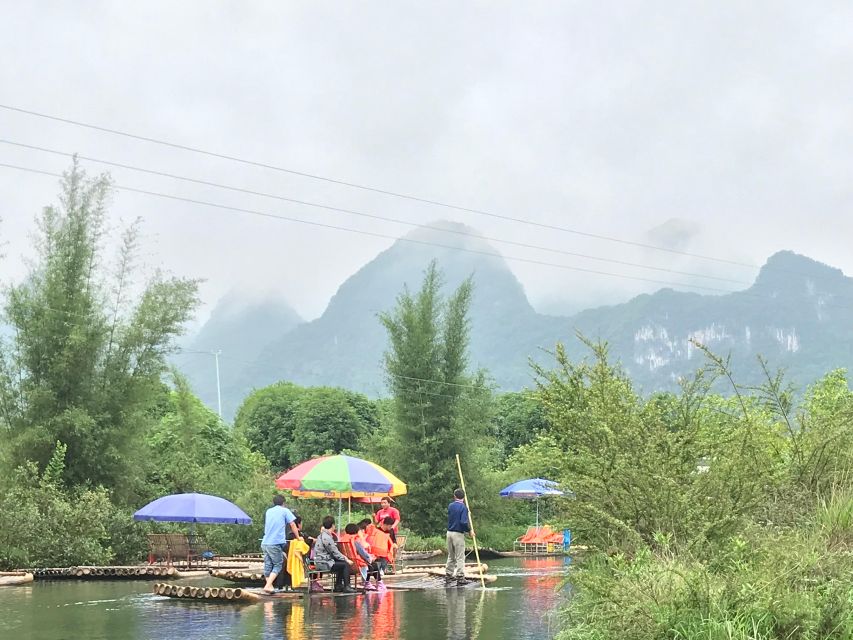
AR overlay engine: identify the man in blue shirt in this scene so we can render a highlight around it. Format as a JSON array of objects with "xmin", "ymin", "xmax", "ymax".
[
  {"xmin": 261, "ymin": 495, "xmax": 300, "ymax": 594},
  {"xmin": 446, "ymin": 488, "xmax": 473, "ymax": 586}
]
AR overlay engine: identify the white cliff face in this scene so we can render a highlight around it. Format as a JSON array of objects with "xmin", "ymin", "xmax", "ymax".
[
  {"xmin": 771, "ymin": 327, "xmax": 800, "ymax": 352},
  {"xmin": 685, "ymin": 324, "xmax": 732, "ymax": 360},
  {"xmin": 633, "ymin": 324, "xmax": 679, "ymax": 370},
  {"xmin": 631, "ymin": 322, "xmax": 801, "ymax": 371}
]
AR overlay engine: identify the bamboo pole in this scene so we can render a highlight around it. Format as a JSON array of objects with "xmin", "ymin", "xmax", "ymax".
[{"xmin": 455, "ymin": 453, "xmax": 486, "ymax": 589}]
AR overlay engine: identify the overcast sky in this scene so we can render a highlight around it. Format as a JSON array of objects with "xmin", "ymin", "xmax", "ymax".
[{"xmin": 2, "ymin": 1, "xmax": 852, "ymax": 324}]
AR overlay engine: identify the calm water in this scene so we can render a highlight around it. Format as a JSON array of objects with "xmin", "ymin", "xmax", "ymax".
[{"xmin": 0, "ymin": 557, "xmax": 569, "ymax": 639}]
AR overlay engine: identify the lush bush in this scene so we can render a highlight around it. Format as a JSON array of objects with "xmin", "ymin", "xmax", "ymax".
[
  {"xmin": 544, "ymin": 341, "xmax": 853, "ymax": 640},
  {"xmin": 559, "ymin": 505, "xmax": 853, "ymax": 640},
  {"xmin": 0, "ymin": 445, "xmax": 115, "ymax": 569}
]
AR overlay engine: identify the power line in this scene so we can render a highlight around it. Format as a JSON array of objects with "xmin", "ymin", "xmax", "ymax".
[
  {"xmin": 0, "ymin": 139, "xmax": 752, "ymax": 286},
  {"xmin": 0, "ymin": 102, "xmax": 760, "ymax": 269},
  {"xmin": 0, "ymin": 161, "xmax": 744, "ymax": 295},
  {"xmin": 174, "ymin": 347, "xmax": 493, "ymax": 393}
]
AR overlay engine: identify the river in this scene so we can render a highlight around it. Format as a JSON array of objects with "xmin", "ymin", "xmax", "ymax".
[{"xmin": 0, "ymin": 557, "xmax": 569, "ymax": 639}]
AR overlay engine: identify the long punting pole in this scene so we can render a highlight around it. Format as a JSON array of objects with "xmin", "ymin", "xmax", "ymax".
[{"xmin": 455, "ymin": 453, "xmax": 486, "ymax": 589}]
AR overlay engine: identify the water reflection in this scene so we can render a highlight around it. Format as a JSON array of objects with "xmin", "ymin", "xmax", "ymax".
[
  {"xmin": 445, "ymin": 588, "xmax": 467, "ymax": 640},
  {"xmin": 0, "ymin": 558, "xmax": 568, "ymax": 640},
  {"xmin": 286, "ymin": 601, "xmax": 307, "ymax": 639}
]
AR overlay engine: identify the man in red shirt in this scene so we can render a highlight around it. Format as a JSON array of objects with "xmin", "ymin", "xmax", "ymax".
[{"xmin": 374, "ymin": 497, "xmax": 401, "ymax": 542}]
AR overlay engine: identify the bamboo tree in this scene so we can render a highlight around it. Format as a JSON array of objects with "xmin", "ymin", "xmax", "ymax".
[
  {"xmin": 380, "ymin": 261, "xmax": 488, "ymax": 534},
  {"xmin": 0, "ymin": 161, "xmax": 199, "ymax": 495}
]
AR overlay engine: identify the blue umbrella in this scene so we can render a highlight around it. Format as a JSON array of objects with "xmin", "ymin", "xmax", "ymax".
[
  {"xmin": 133, "ymin": 492, "xmax": 252, "ymax": 525},
  {"xmin": 500, "ymin": 478, "xmax": 566, "ymax": 528}
]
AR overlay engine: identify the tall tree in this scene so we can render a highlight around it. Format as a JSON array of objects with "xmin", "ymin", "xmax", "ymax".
[
  {"xmin": 0, "ymin": 161, "xmax": 198, "ymax": 494},
  {"xmin": 380, "ymin": 261, "xmax": 485, "ymax": 534}
]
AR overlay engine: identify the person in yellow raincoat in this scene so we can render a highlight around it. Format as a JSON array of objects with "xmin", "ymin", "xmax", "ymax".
[{"xmin": 286, "ymin": 537, "xmax": 311, "ymax": 588}]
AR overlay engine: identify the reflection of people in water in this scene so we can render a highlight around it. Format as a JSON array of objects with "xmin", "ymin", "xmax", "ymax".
[
  {"xmin": 445, "ymin": 588, "xmax": 468, "ymax": 640},
  {"xmin": 285, "ymin": 602, "xmax": 307, "ymax": 640},
  {"xmin": 367, "ymin": 589, "xmax": 400, "ymax": 639}
]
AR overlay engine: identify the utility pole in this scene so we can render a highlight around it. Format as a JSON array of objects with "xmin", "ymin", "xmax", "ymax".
[{"xmin": 213, "ymin": 350, "xmax": 222, "ymax": 419}]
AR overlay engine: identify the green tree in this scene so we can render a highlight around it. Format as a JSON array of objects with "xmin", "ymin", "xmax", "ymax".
[
  {"xmin": 0, "ymin": 162, "xmax": 198, "ymax": 495},
  {"xmin": 235, "ymin": 382, "xmax": 379, "ymax": 469},
  {"xmin": 235, "ymin": 382, "xmax": 303, "ymax": 469},
  {"xmin": 146, "ymin": 373, "xmax": 257, "ymax": 495},
  {"xmin": 536, "ymin": 338, "xmax": 785, "ymax": 552},
  {"xmin": 380, "ymin": 261, "xmax": 489, "ymax": 535},
  {"xmin": 289, "ymin": 387, "xmax": 374, "ymax": 462},
  {"xmin": 491, "ymin": 390, "xmax": 549, "ymax": 464}
]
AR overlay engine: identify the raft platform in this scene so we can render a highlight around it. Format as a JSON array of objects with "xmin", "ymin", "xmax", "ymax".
[
  {"xmin": 153, "ymin": 574, "xmax": 496, "ymax": 604},
  {"xmin": 209, "ymin": 562, "xmax": 488, "ymax": 586}
]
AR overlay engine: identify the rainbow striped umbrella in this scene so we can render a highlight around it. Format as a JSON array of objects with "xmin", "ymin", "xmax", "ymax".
[{"xmin": 275, "ymin": 454, "xmax": 407, "ymax": 498}]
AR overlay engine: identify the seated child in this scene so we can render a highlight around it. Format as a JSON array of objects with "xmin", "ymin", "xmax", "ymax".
[
  {"xmin": 342, "ymin": 523, "xmax": 383, "ymax": 590},
  {"xmin": 368, "ymin": 517, "xmax": 397, "ymax": 576}
]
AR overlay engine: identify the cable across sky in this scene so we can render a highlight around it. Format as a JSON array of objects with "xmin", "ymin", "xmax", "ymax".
[{"xmin": 0, "ymin": 102, "xmax": 761, "ymax": 269}]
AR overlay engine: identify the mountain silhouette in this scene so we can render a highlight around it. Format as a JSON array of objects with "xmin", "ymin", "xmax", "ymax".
[{"xmin": 182, "ymin": 224, "xmax": 853, "ymax": 420}]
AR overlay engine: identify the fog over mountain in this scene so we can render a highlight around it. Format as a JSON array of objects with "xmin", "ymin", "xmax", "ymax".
[
  {"xmin": 3, "ymin": 2, "xmax": 853, "ymax": 326},
  {"xmin": 181, "ymin": 224, "xmax": 853, "ymax": 420}
]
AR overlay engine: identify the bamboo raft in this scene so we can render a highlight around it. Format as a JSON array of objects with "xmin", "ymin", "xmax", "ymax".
[
  {"xmin": 401, "ymin": 562, "xmax": 486, "ymax": 573},
  {"xmin": 424, "ymin": 569, "xmax": 497, "ymax": 583},
  {"xmin": 30, "ymin": 566, "xmax": 181, "ymax": 580},
  {"xmin": 209, "ymin": 562, "xmax": 487, "ymax": 585},
  {"xmin": 399, "ymin": 550, "xmax": 442, "ymax": 560},
  {"xmin": 0, "ymin": 571, "xmax": 34, "ymax": 586}
]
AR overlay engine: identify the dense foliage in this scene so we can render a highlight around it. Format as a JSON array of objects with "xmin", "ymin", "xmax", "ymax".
[
  {"xmin": 531, "ymin": 341, "xmax": 853, "ymax": 640},
  {"xmin": 234, "ymin": 382, "xmax": 379, "ymax": 470},
  {"xmin": 0, "ymin": 166, "xmax": 272, "ymax": 567}
]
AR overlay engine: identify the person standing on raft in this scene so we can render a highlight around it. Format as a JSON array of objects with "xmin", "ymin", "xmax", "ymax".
[
  {"xmin": 374, "ymin": 496, "xmax": 401, "ymax": 543},
  {"xmin": 261, "ymin": 494, "xmax": 301, "ymax": 594},
  {"xmin": 445, "ymin": 488, "xmax": 473, "ymax": 587}
]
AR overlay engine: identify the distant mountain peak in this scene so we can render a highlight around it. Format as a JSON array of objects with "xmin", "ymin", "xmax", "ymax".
[
  {"xmin": 753, "ymin": 251, "xmax": 847, "ymax": 294},
  {"xmin": 400, "ymin": 220, "xmax": 502, "ymax": 255}
]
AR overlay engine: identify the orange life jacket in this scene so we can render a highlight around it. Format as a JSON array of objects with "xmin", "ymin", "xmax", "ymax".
[
  {"xmin": 339, "ymin": 532, "xmax": 369, "ymax": 568},
  {"xmin": 368, "ymin": 528, "xmax": 392, "ymax": 559}
]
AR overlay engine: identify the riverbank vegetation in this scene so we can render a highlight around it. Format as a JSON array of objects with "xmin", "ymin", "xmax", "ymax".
[{"xmin": 531, "ymin": 342, "xmax": 853, "ymax": 639}]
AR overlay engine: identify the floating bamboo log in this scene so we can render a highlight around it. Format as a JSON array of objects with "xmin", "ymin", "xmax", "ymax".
[
  {"xmin": 208, "ymin": 569, "xmax": 264, "ymax": 583},
  {"xmin": 0, "ymin": 571, "xmax": 34, "ymax": 586},
  {"xmin": 153, "ymin": 583, "xmax": 260, "ymax": 603}
]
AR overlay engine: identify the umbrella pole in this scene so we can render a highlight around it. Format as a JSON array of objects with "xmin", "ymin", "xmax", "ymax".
[
  {"xmin": 536, "ymin": 499, "xmax": 540, "ymax": 529},
  {"xmin": 348, "ymin": 497, "xmax": 351, "ymax": 524},
  {"xmin": 338, "ymin": 498, "xmax": 342, "ymax": 529}
]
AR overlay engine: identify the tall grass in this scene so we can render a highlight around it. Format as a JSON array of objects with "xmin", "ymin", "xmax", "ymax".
[{"xmin": 558, "ymin": 508, "xmax": 853, "ymax": 640}]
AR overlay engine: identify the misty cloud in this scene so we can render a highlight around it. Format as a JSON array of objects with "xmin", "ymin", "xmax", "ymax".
[{"xmin": 2, "ymin": 1, "xmax": 852, "ymax": 323}]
